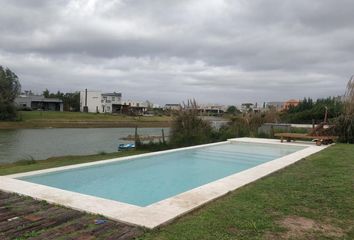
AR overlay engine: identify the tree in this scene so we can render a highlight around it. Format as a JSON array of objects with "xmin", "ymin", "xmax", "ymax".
[
  {"xmin": 0, "ymin": 66, "xmax": 21, "ymax": 120},
  {"xmin": 42, "ymin": 89, "xmax": 80, "ymax": 111},
  {"xmin": 43, "ymin": 89, "xmax": 50, "ymax": 98},
  {"xmin": 226, "ymin": 105, "xmax": 238, "ymax": 115},
  {"xmin": 63, "ymin": 92, "xmax": 80, "ymax": 111}
]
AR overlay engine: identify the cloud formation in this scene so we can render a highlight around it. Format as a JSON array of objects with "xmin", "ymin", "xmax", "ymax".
[{"xmin": 1, "ymin": 0, "xmax": 353, "ymax": 104}]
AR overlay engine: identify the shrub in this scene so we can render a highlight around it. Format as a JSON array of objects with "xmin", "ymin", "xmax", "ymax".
[
  {"xmin": 217, "ymin": 116, "xmax": 251, "ymax": 140},
  {"xmin": 169, "ymin": 100, "xmax": 215, "ymax": 147},
  {"xmin": 335, "ymin": 115, "xmax": 354, "ymax": 143},
  {"xmin": 136, "ymin": 141, "xmax": 170, "ymax": 151},
  {"xmin": 0, "ymin": 102, "xmax": 17, "ymax": 120}
]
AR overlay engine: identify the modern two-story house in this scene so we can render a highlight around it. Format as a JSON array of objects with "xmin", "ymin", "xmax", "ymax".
[{"xmin": 80, "ymin": 90, "xmax": 122, "ymax": 113}]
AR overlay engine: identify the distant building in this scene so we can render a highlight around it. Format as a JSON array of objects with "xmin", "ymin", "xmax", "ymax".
[
  {"xmin": 266, "ymin": 102, "xmax": 284, "ymax": 111},
  {"xmin": 266, "ymin": 99, "xmax": 300, "ymax": 111},
  {"xmin": 197, "ymin": 104, "xmax": 226, "ymax": 115},
  {"xmin": 80, "ymin": 90, "xmax": 151, "ymax": 115},
  {"xmin": 241, "ymin": 103, "xmax": 254, "ymax": 112},
  {"xmin": 120, "ymin": 100, "xmax": 148, "ymax": 115},
  {"xmin": 164, "ymin": 104, "xmax": 182, "ymax": 111},
  {"xmin": 101, "ymin": 92, "xmax": 123, "ymax": 113},
  {"xmin": 80, "ymin": 90, "xmax": 122, "ymax": 113},
  {"xmin": 283, "ymin": 99, "xmax": 300, "ymax": 110},
  {"xmin": 15, "ymin": 95, "xmax": 63, "ymax": 111}
]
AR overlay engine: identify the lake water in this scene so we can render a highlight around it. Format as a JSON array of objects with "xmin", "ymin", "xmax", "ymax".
[{"xmin": 0, "ymin": 128, "xmax": 169, "ymax": 163}]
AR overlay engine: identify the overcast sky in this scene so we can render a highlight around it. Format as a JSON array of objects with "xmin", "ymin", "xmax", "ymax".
[{"xmin": 1, "ymin": 0, "xmax": 353, "ymax": 105}]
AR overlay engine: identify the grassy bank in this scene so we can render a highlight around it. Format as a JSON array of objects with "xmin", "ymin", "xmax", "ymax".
[
  {"xmin": 139, "ymin": 144, "xmax": 354, "ymax": 239},
  {"xmin": 0, "ymin": 111, "xmax": 172, "ymax": 129},
  {"xmin": 0, "ymin": 149, "xmax": 149, "ymax": 176}
]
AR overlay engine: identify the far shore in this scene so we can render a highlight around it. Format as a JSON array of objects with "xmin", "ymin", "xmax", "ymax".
[
  {"xmin": 0, "ymin": 120, "xmax": 172, "ymax": 129},
  {"xmin": 0, "ymin": 111, "xmax": 172, "ymax": 129}
]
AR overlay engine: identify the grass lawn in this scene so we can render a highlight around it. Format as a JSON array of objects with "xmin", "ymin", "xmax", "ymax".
[
  {"xmin": 139, "ymin": 144, "xmax": 354, "ymax": 240},
  {"xmin": 0, "ymin": 150, "xmax": 149, "ymax": 176},
  {"xmin": 0, "ymin": 111, "xmax": 172, "ymax": 129},
  {"xmin": 18, "ymin": 111, "xmax": 171, "ymax": 122}
]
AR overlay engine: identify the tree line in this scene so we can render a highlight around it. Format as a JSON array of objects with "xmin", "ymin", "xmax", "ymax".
[
  {"xmin": 281, "ymin": 97, "xmax": 343, "ymax": 124},
  {"xmin": 42, "ymin": 89, "xmax": 80, "ymax": 112}
]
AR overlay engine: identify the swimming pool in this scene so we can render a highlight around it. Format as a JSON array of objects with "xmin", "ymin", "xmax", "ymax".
[
  {"xmin": 0, "ymin": 138, "xmax": 327, "ymax": 228},
  {"xmin": 18, "ymin": 142, "xmax": 305, "ymax": 206}
]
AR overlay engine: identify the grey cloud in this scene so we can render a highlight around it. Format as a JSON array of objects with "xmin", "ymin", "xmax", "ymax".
[{"xmin": 0, "ymin": 0, "xmax": 353, "ymax": 104}]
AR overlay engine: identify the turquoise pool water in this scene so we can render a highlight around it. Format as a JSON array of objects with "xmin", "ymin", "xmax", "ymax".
[{"xmin": 18, "ymin": 142, "xmax": 305, "ymax": 206}]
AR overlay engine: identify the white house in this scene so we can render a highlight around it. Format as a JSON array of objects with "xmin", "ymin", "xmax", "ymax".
[{"xmin": 80, "ymin": 90, "xmax": 122, "ymax": 113}]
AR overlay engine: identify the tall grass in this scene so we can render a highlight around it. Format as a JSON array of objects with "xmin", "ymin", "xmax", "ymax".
[
  {"xmin": 169, "ymin": 99, "xmax": 215, "ymax": 147},
  {"xmin": 336, "ymin": 76, "xmax": 354, "ymax": 143}
]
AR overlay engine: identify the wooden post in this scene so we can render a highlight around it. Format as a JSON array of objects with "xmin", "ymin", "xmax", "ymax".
[
  {"xmin": 134, "ymin": 126, "xmax": 138, "ymax": 146},
  {"xmin": 270, "ymin": 125, "xmax": 274, "ymax": 138},
  {"xmin": 161, "ymin": 129, "xmax": 165, "ymax": 144}
]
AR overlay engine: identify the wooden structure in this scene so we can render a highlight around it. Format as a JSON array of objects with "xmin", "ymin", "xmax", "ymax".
[
  {"xmin": 274, "ymin": 133, "xmax": 337, "ymax": 146},
  {"xmin": 275, "ymin": 107, "xmax": 338, "ymax": 146}
]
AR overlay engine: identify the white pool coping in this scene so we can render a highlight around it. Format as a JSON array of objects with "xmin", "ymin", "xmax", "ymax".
[{"xmin": 0, "ymin": 138, "xmax": 329, "ymax": 229}]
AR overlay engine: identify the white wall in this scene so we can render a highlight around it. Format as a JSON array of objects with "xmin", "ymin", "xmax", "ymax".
[{"xmin": 80, "ymin": 91, "xmax": 102, "ymax": 113}]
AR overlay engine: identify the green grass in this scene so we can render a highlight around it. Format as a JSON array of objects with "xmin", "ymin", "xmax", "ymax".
[
  {"xmin": 0, "ymin": 150, "xmax": 149, "ymax": 176},
  {"xmin": 0, "ymin": 111, "xmax": 172, "ymax": 128},
  {"xmin": 18, "ymin": 111, "xmax": 171, "ymax": 122},
  {"xmin": 139, "ymin": 144, "xmax": 354, "ymax": 240}
]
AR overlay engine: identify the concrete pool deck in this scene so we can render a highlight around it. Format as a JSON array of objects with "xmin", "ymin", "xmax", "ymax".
[{"xmin": 0, "ymin": 138, "xmax": 329, "ymax": 229}]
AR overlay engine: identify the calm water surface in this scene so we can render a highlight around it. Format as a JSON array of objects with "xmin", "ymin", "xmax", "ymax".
[
  {"xmin": 20, "ymin": 142, "xmax": 305, "ymax": 206},
  {"xmin": 0, "ymin": 128, "xmax": 169, "ymax": 163}
]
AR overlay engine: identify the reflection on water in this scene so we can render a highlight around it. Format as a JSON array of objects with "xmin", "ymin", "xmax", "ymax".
[{"xmin": 0, "ymin": 128, "xmax": 169, "ymax": 163}]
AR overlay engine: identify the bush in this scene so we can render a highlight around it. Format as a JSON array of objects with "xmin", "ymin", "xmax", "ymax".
[
  {"xmin": 169, "ymin": 100, "xmax": 215, "ymax": 147},
  {"xmin": 217, "ymin": 117, "xmax": 251, "ymax": 140},
  {"xmin": 0, "ymin": 103, "xmax": 17, "ymax": 120},
  {"xmin": 335, "ymin": 115, "xmax": 354, "ymax": 143},
  {"xmin": 170, "ymin": 111, "xmax": 214, "ymax": 147},
  {"xmin": 136, "ymin": 141, "xmax": 170, "ymax": 151}
]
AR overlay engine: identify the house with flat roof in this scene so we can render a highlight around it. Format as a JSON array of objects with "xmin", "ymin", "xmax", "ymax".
[
  {"xmin": 80, "ymin": 90, "xmax": 122, "ymax": 113},
  {"xmin": 164, "ymin": 104, "xmax": 182, "ymax": 111},
  {"xmin": 283, "ymin": 99, "xmax": 300, "ymax": 110},
  {"xmin": 197, "ymin": 104, "xmax": 226, "ymax": 115},
  {"xmin": 80, "ymin": 90, "xmax": 150, "ymax": 115},
  {"xmin": 266, "ymin": 99, "xmax": 300, "ymax": 111},
  {"xmin": 15, "ymin": 95, "xmax": 63, "ymax": 111},
  {"xmin": 266, "ymin": 101, "xmax": 284, "ymax": 111}
]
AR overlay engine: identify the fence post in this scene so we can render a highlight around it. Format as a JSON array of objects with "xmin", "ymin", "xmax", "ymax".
[
  {"xmin": 135, "ymin": 126, "xmax": 138, "ymax": 146},
  {"xmin": 162, "ymin": 129, "xmax": 165, "ymax": 144}
]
